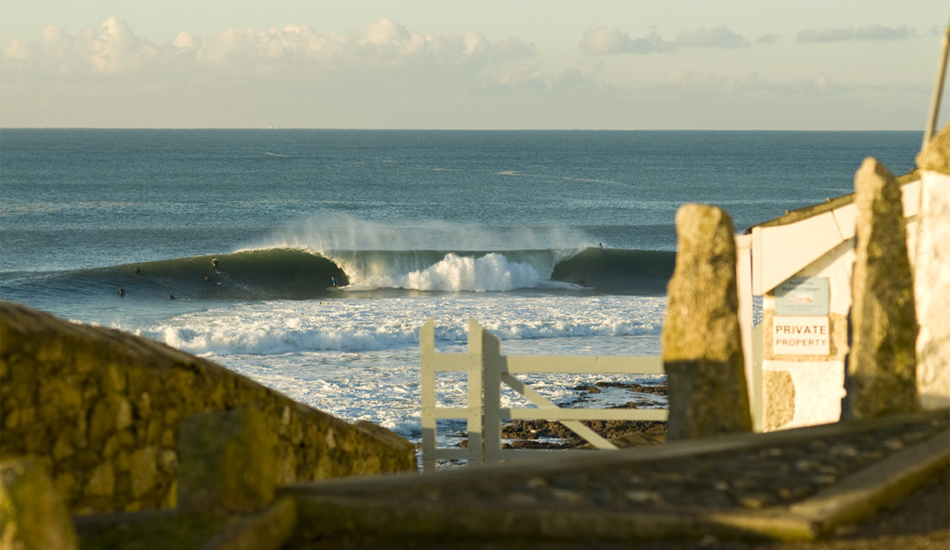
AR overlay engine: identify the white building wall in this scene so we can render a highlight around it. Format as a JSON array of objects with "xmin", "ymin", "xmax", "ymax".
[{"xmin": 754, "ymin": 180, "xmax": 926, "ymax": 432}]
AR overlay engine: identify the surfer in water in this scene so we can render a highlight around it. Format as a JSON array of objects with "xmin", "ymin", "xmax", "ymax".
[
  {"xmin": 331, "ymin": 277, "xmax": 338, "ymax": 287},
  {"xmin": 211, "ymin": 258, "xmax": 220, "ymax": 271},
  {"xmin": 133, "ymin": 266, "xmax": 141, "ymax": 274},
  {"xmin": 118, "ymin": 286, "xmax": 126, "ymax": 297}
]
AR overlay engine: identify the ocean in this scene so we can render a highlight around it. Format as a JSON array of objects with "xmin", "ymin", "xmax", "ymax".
[{"xmin": 0, "ymin": 129, "xmax": 922, "ymax": 449}]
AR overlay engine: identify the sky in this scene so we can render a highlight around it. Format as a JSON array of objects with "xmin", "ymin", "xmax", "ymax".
[{"xmin": 1, "ymin": 1, "xmax": 948, "ymax": 130}]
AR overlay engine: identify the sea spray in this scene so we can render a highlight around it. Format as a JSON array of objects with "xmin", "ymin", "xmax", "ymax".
[{"xmin": 258, "ymin": 213, "xmax": 594, "ymax": 254}]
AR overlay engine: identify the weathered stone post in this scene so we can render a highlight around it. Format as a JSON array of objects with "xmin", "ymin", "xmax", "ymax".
[
  {"xmin": 841, "ymin": 158, "xmax": 920, "ymax": 420},
  {"xmin": 662, "ymin": 204, "xmax": 752, "ymax": 441},
  {"xmin": 0, "ymin": 460, "xmax": 78, "ymax": 550},
  {"xmin": 914, "ymin": 126, "xmax": 950, "ymax": 409},
  {"xmin": 177, "ymin": 407, "xmax": 277, "ymax": 514}
]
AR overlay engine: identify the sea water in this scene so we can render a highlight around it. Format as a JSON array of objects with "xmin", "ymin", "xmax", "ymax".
[{"xmin": 0, "ymin": 129, "xmax": 921, "ymax": 444}]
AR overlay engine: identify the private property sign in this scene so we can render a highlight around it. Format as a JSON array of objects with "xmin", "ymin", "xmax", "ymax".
[{"xmin": 773, "ymin": 316, "xmax": 830, "ymax": 356}]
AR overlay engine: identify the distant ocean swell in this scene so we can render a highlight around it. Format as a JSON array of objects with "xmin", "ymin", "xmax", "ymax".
[{"xmin": 1, "ymin": 247, "xmax": 676, "ymax": 300}]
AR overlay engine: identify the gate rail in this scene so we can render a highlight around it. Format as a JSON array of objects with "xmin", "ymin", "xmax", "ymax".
[{"xmin": 420, "ymin": 318, "xmax": 668, "ymax": 472}]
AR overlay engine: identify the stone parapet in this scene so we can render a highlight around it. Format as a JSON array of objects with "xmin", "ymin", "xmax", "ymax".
[{"xmin": 0, "ymin": 301, "xmax": 416, "ymax": 515}]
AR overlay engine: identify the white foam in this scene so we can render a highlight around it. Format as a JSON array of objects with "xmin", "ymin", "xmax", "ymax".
[
  {"xmin": 131, "ymin": 294, "xmax": 667, "ymax": 443},
  {"xmin": 138, "ymin": 295, "xmax": 663, "ymax": 356},
  {"xmin": 365, "ymin": 253, "xmax": 544, "ymax": 291}
]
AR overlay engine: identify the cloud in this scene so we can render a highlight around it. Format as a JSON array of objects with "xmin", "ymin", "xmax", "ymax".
[
  {"xmin": 673, "ymin": 25, "xmax": 747, "ymax": 49},
  {"xmin": 649, "ymin": 71, "xmax": 852, "ymax": 97},
  {"xmin": 580, "ymin": 25, "xmax": 750, "ymax": 55},
  {"xmin": 797, "ymin": 24, "xmax": 916, "ymax": 43},
  {"xmin": 578, "ymin": 27, "xmax": 663, "ymax": 55},
  {"xmin": 2, "ymin": 17, "xmax": 536, "ymax": 79},
  {"xmin": 0, "ymin": 17, "xmax": 159, "ymax": 75}
]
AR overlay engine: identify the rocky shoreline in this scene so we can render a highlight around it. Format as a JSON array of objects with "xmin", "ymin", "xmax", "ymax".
[{"xmin": 444, "ymin": 380, "xmax": 670, "ymax": 452}]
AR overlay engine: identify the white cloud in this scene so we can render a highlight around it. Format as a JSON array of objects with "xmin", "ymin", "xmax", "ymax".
[
  {"xmin": 1, "ymin": 17, "xmax": 536, "ymax": 78},
  {"xmin": 649, "ymin": 71, "xmax": 852, "ymax": 97},
  {"xmin": 579, "ymin": 25, "xmax": 749, "ymax": 55},
  {"xmin": 0, "ymin": 15, "xmax": 934, "ymax": 129},
  {"xmin": 797, "ymin": 24, "xmax": 916, "ymax": 43},
  {"xmin": 578, "ymin": 27, "xmax": 648, "ymax": 55},
  {"xmin": 173, "ymin": 31, "xmax": 196, "ymax": 50},
  {"xmin": 2, "ymin": 40, "xmax": 32, "ymax": 63},
  {"xmin": 81, "ymin": 16, "xmax": 156, "ymax": 74},
  {"xmin": 1, "ymin": 18, "xmax": 158, "ymax": 75},
  {"xmin": 673, "ymin": 25, "xmax": 747, "ymax": 49}
]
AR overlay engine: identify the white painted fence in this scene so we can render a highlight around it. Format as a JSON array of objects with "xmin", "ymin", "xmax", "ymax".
[{"xmin": 420, "ymin": 318, "xmax": 668, "ymax": 473}]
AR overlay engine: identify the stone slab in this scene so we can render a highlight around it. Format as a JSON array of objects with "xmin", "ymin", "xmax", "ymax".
[{"xmin": 281, "ymin": 411, "xmax": 949, "ymax": 545}]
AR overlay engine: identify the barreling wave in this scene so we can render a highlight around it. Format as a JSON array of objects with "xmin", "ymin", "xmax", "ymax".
[
  {"xmin": 551, "ymin": 248, "xmax": 675, "ymax": 295},
  {"xmin": 0, "ymin": 249, "xmax": 345, "ymax": 302},
  {"xmin": 323, "ymin": 247, "xmax": 674, "ymax": 294},
  {"xmin": 0, "ymin": 246, "xmax": 675, "ymax": 301}
]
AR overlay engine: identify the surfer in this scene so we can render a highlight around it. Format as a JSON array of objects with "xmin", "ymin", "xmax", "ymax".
[
  {"xmin": 118, "ymin": 286, "xmax": 125, "ymax": 297},
  {"xmin": 211, "ymin": 258, "xmax": 220, "ymax": 271},
  {"xmin": 331, "ymin": 277, "xmax": 338, "ymax": 287},
  {"xmin": 168, "ymin": 294, "xmax": 176, "ymax": 300},
  {"xmin": 204, "ymin": 276, "xmax": 213, "ymax": 283},
  {"xmin": 133, "ymin": 266, "xmax": 141, "ymax": 274}
]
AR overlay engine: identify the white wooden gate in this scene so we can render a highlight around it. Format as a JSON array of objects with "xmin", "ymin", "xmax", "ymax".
[{"xmin": 420, "ymin": 318, "xmax": 668, "ymax": 472}]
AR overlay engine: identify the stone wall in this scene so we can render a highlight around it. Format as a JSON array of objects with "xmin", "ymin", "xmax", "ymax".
[{"xmin": 0, "ymin": 301, "xmax": 416, "ymax": 515}]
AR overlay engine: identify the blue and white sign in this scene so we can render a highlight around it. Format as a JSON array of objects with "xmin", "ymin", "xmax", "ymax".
[{"xmin": 775, "ymin": 277, "xmax": 830, "ymax": 316}]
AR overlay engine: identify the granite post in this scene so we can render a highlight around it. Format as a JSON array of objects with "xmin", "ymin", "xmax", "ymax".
[
  {"xmin": 0, "ymin": 460, "xmax": 78, "ymax": 550},
  {"xmin": 177, "ymin": 407, "xmax": 277, "ymax": 514},
  {"xmin": 662, "ymin": 204, "xmax": 752, "ymax": 441},
  {"xmin": 914, "ymin": 124, "xmax": 950, "ymax": 409},
  {"xmin": 841, "ymin": 158, "xmax": 920, "ymax": 420}
]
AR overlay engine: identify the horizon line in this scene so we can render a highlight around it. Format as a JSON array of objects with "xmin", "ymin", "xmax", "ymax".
[{"xmin": 0, "ymin": 127, "xmax": 927, "ymax": 133}]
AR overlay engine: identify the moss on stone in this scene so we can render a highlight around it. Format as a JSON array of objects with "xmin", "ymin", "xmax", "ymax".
[
  {"xmin": 918, "ymin": 123, "xmax": 950, "ymax": 174},
  {"xmin": 1, "ymin": 301, "xmax": 416, "ymax": 515},
  {"xmin": 1, "ymin": 460, "xmax": 78, "ymax": 550},
  {"xmin": 74, "ymin": 510, "xmax": 229, "ymax": 550}
]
